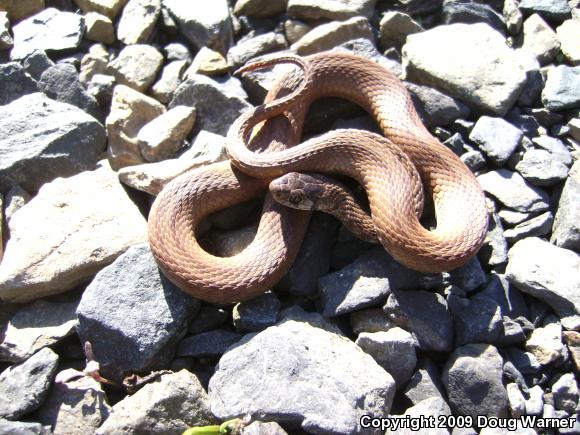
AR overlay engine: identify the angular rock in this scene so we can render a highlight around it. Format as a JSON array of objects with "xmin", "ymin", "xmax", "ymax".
[
  {"xmin": 379, "ymin": 11, "xmax": 423, "ymax": 50},
  {"xmin": 209, "ymin": 310, "xmax": 395, "ymax": 434},
  {"xmin": 0, "ymin": 12, "xmax": 11, "ymax": 51},
  {"xmin": 96, "ymin": 370, "xmax": 216, "ymax": 434},
  {"xmin": 542, "ymin": 65, "xmax": 580, "ymax": 111},
  {"xmin": 164, "ymin": 42, "xmax": 191, "ymax": 62},
  {"xmin": 443, "ymin": 343, "xmax": 508, "ymax": 418},
  {"xmin": 84, "ymin": 12, "xmax": 115, "ymax": 44},
  {"xmin": 479, "ymin": 210, "xmax": 509, "ymax": 266},
  {"xmin": 442, "ymin": 1, "xmax": 506, "ymax": 33},
  {"xmin": 477, "ymin": 169, "xmax": 550, "ymax": 213},
  {"xmin": 234, "ymin": 0, "xmax": 287, "ymax": 18},
  {"xmin": 189, "ymin": 305, "xmax": 228, "ymax": 334},
  {"xmin": 116, "ymin": 0, "xmax": 160, "ymax": 44},
  {"xmin": 0, "ymin": 62, "xmax": 38, "ymax": 106},
  {"xmin": 150, "ymin": 59, "xmax": 188, "ymax": 104},
  {"xmin": 227, "ymin": 31, "xmax": 287, "ymax": 69},
  {"xmin": 503, "ymin": 211, "xmax": 553, "ymax": 243},
  {"xmin": 403, "ymin": 23, "xmax": 527, "ymax": 115},
  {"xmin": 525, "ymin": 319, "xmax": 566, "ymax": 365},
  {"xmin": 170, "ymin": 74, "xmax": 251, "ymax": 136},
  {"xmin": 177, "ymin": 330, "xmax": 242, "ymax": 358},
  {"xmin": 518, "ymin": 0, "xmax": 572, "ymax": 21},
  {"xmin": 407, "ymin": 83, "xmax": 470, "ymax": 127},
  {"xmin": 402, "ymin": 359, "xmax": 446, "ymax": 405},
  {"xmin": 0, "ymin": 348, "xmax": 59, "ymax": 420},
  {"xmin": 552, "ymin": 161, "xmax": 580, "ymax": 251},
  {"xmin": 525, "ymin": 384, "xmax": 544, "ymax": 416},
  {"xmin": 22, "ymin": 49, "xmax": 54, "ymax": 81},
  {"xmin": 516, "ymin": 149, "xmax": 569, "ymax": 186},
  {"xmin": 503, "ymin": 0, "xmax": 523, "ymax": 34},
  {"xmin": 3, "ymin": 0, "xmax": 45, "ymax": 22},
  {"xmin": 350, "ymin": 308, "xmax": 396, "ymax": 335},
  {"xmin": 476, "ymin": 273, "xmax": 529, "ymax": 319},
  {"xmin": 241, "ymin": 421, "xmax": 288, "ymax": 435},
  {"xmin": 233, "ymin": 291, "xmax": 281, "ymax": 332},
  {"xmin": 0, "ymin": 419, "xmax": 50, "ymax": 434},
  {"xmin": 107, "ymin": 44, "xmax": 163, "ymax": 92},
  {"xmin": 521, "ymin": 13, "xmax": 561, "ymax": 65},
  {"xmin": 449, "ymin": 293, "xmax": 504, "ymax": 345},
  {"xmin": 106, "ymin": 84, "xmax": 166, "ymax": 169},
  {"xmin": 291, "ymin": 16, "xmax": 374, "ymax": 56},
  {"xmin": 0, "ymin": 300, "xmax": 77, "ymax": 363},
  {"xmin": 79, "ymin": 43, "xmax": 109, "ymax": 85},
  {"xmin": 461, "ymin": 150, "xmax": 486, "ymax": 172},
  {"xmin": 87, "ymin": 73, "xmax": 115, "ymax": 106},
  {"xmin": 503, "ymin": 347, "xmax": 541, "ymax": 375},
  {"xmin": 390, "ymin": 397, "xmax": 452, "ymax": 435},
  {"xmin": 552, "ymin": 373, "xmax": 578, "ymax": 413},
  {"xmin": 186, "ymin": 46, "xmax": 228, "ymax": 76},
  {"xmin": 0, "ymin": 162, "xmax": 148, "ymax": 303},
  {"xmin": 563, "ymin": 331, "xmax": 580, "ymax": 372},
  {"xmin": 162, "ymin": 0, "xmax": 233, "ymax": 54},
  {"xmin": 0, "ymin": 93, "xmax": 105, "ymax": 192},
  {"xmin": 506, "ymin": 238, "xmax": 580, "ymax": 326},
  {"xmin": 531, "ymin": 135, "xmax": 572, "ymax": 166},
  {"xmin": 76, "ymin": 244, "xmax": 198, "ymax": 381},
  {"xmin": 284, "ymin": 18, "xmax": 312, "ymax": 44},
  {"xmin": 10, "ymin": 8, "xmax": 84, "ymax": 60},
  {"xmin": 73, "ymin": 0, "xmax": 128, "ymax": 20},
  {"xmin": 2, "ymin": 185, "xmax": 31, "ymax": 224},
  {"xmin": 287, "ymin": 0, "xmax": 377, "ymax": 20},
  {"xmin": 557, "ymin": 19, "xmax": 580, "ymax": 65},
  {"xmin": 469, "ymin": 116, "xmax": 523, "ymax": 166},
  {"xmin": 507, "ymin": 383, "xmax": 526, "ymax": 418},
  {"xmin": 137, "ymin": 105, "xmax": 196, "ymax": 162},
  {"xmin": 446, "ymin": 257, "xmax": 487, "ymax": 293}
]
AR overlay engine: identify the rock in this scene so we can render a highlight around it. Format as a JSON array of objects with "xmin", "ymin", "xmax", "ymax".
[
  {"xmin": 525, "ymin": 319, "xmax": 566, "ymax": 365},
  {"xmin": 233, "ymin": 291, "xmax": 281, "ymax": 332},
  {"xmin": 557, "ymin": 19, "xmax": 580, "ymax": 65},
  {"xmin": 531, "ymin": 135, "xmax": 572, "ymax": 166},
  {"xmin": 476, "ymin": 273, "xmax": 529, "ymax": 319},
  {"xmin": 552, "ymin": 373, "xmax": 578, "ymax": 413},
  {"xmin": 0, "ymin": 161, "xmax": 148, "ymax": 303},
  {"xmin": 79, "ymin": 43, "xmax": 109, "ymax": 85},
  {"xmin": 407, "ymin": 83, "xmax": 470, "ymax": 127},
  {"xmin": 84, "ymin": 12, "xmax": 115, "ymax": 44},
  {"xmin": 442, "ymin": 1, "xmax": 506, "ymax": 33},
  {"xmin": 552, "ymin": 161, "xmax": 580, "ymax": 251},
  {"xmin": 162, "ymin": 0, "xmax": 233, "ymax": 54},
  {"xmin": 542, "ymin": 65, "xmax": 580, "ymax": 111},
  {"xmin": 503, "ymin": 0, "xmax": 523, "ymax": 34},
  {"xmin": 209, "ymin": 309, "xmax": 395, "ymax": 434},
  {"xmin": 38, "ymin": 374, "xmax": 110, "ymax": 434},
  {"xmin": 0, "ymin": 348, "xmax": 59, "ymax": 420},
  {"xmin": 22, "ymin": 49, "xmax": 54, "ymax": 80},
  {"xmin": 507, "ymin": 383, "xmax": 526, "ymax": 418},
  {"xmin": 284, "ymin": 18, "xmax": 311, "ymax": 44},
  {"xmin": 96, "ymin": 370, "xmax": 216, "ymax": 434},
  {"xmin": 503, "ymin": 211, "xmax": 553, "ymax": 243},
  {"xmin": 477, "ymin": 169, "xmax": 550, "ymax": 213},
  {"xmin": 383, "ymin": 290, "xmax": 453, "ymax": 352},
  {"xmin": 186, "ymin": 46, "xmax": 228, "ymax": 76},
  {"xmin": 0, "ymin": 300, "xmax": 77, "ymax": 362},
  {"xmin": 38, "ymin": 63, "xmax": 101, "ymax": 119},
  {"xmin": 525, "ymin": 384, "xmax": 544, "ymax": 415},
  {"xmin": 106, "ymin": 84, "xmax": 166, "ymax": 169},
  {"xmin": 288, "ymin": 0, "xmax": 377, "ymax": 20},
  {"xmin": 76, "ymin": 244, "xmax": 198, "ymax": 381},
  {"xmin": 0, "ymin": 93, "xmax": 105, "ymax": 192},
  {"xmin": 150, "ymin": 59, "xmax": 188, "ymax": 104},
  {"xmin": 189, "ymin": 305, "xmax": 228, "ymax": 334},
  {"xmin": 518, "ymin": 0, "xmax": 572, "ymax": 22},
  {"xmin": 87, "ymin": 73, "xmax": 115, "ymax": 106},
  {"xmin": 10, "ymin": 8, "xmax": 84, "ymax": 60},
  {"xmin": 350, "ymin": 308, "xmax": 396, "ymax": 335},
  {"xmin": 291, "ymin": 16, "xmax": 374, "ymax": 56},
  {"xmin": 234, "ymin": 0, "xmax": 287, "ymax": 18},
  {"xmin": 503, "ymin": 347, "xmax": 541, "ymax": 375},
  {"xmin": 107, "ymin": 44, "xmax": 164, "ymax": 92},
  {"xmin": 516, "ymin": 149, "xmax": 569, "ymax": 186},
  {"xmin": 568, "ymin": 117, "xmax": 580, "ymax": 141},
  {"xmin": 461, "ymin": 150, "xmax": 486, "ymax": 172},
  {"xmin": 469, "ymin": 116, "xmax": 523, "ymax": 166},
  {"xmin": 521, "ymin": 14, "xmax": 561, "ymax": 65},
  {"xmin": 0, "ymin": 62, "xmax": 38, "ymax": 106},
  {"xmin": 479, "ymin": 211, "xmax": 509, "ymax": 266},
  {"xmin": 403, "ymin": 23, "xmax": 527, "ymax": 116},
  {"xmin": 227, "ymin": 31, "xmax": 287, "ymax": 69},
  {"xmin": 446, "ymin": 257, "xmax": 487, "ymax": 293},
  {"xmin": 137, "ymin": 105, "xmax": 196, "ymax": 162},
  {"xmin": 379, "ymin": 11, "xmax": 423, "ymax": 50},
  {"xmin": 0, "ymin": 419, "xmax": 50, "ymax": 434},
  {"xmin": 177, "ymin": 330, "xmax": 242, "ymax": 358},
  {"xmin": 0, "ymin": 12, "xmax": 13, "ymax": 50},
  {"xmin": 164, "ymin": 42, "xmax": 191, "ymax": 62},
  {"xmin": 170, "ymin": 74, "xmax": 251, "ymax": 136},
  {"xmin": 2, "ymin": 185, "xmax": 31, "ymax": 224},
  {"xmin": 3, "ymin": 0, "xmax": 45, "ymax": 22},
  {"xmin": 443, "ymin": 344, "xmax": 508, "ymax": 418},
  {"xmin": 73, "ymin": 0, "xmax": 128, "ymax": 20},
  {"xmin": 117, "ymin": 0, "xmax": 160, "ymax": 44},
  {"xmin": 506, "ymin": 238, "xmax": 579, "ymax": 326},
  {"xmin": 563, "ymin": 331, "xmax": 580, "ymax": 372},
  {"xmin": 448, "ymin": 294, "xmax": 503, "ymax": 345},
  {"xmin": 241, "ymin": 421, "xmax": 288, "ymax": 435},
  {"xmin": 402, "ymin": 359, "xmax": 447, "ymax": 405}
]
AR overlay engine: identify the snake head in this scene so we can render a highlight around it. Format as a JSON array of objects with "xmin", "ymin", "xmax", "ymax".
[{"xmin": 269, "ymin": 172, "xmax": 329, "ymax": 211}]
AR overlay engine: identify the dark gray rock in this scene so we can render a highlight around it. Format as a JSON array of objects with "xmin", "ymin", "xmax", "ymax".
[
  {"xmin": 87, "ymin": 73, "xmax": 115, "ymax": 107},
  {"xmin": 516, "ymin": 149, "xmax": 569, "ymax": 186},
  {"xmin": 209, "ymin": 309, "xmax": 396, "ymax": 434},
  {"xmin": 350, "ymin": 308, "xmax": 396, "ymax": 335},
  {"xmin": 0, "ymin": 62, "xmax": 38, "ymax": 106},
  {"xmin": 443, "ymin": 343, "xmax": 508, "ymax": 418},
  {"xmin": 0, "ymin": 348, "xmax": 59, "ymax": 420},
  {"xmin": 461, "ymin": 150, "xmax": 486, "ymax": 172},
  {"xmin": 503, "ymin": 347, "xmax": 541, "ymax": 375},
  {"xmin": 170, "ymin": 73, "xmax": 251, "ymax": 135},
  {"xmin": 552, "ymin": 373, "xmax": 579, "ymax": 414},
  {"xmin": 498, "ymin": 317, "xmax": 526, "ymax": 345},
  {"xmin": 506, "ymin": 109, "xmax": 541, "ymax": 138},
  {"xmin": 469, "ymin": 116, "xmax": 523, "ymax": 166},
  {"xmin": 383, "ymin": 290, "xmax": 453, "ymax": 352},
  {"xmin": 448, "ymin": 294, "xmax": 503, "ymax": 345},
  {"xmin": 443, "ymin": 132, "xmax": 466, "ymax": 156},
  {"xmin": 22, "ymin": 50, "xmax": 55, "ymax": 81},
  {"xmin": 76, "ymin": 244, "xmax": 199, "ymax": 382},
  {"xmin": 519, "ymin": 0, "xmax": 572, "ymax": 21},
  {"xmin": 189, "ymin": 305, "xmax": 228, "ymax": 334},
  {"xmin": 552, "ymin": 161, "xmax": 580, "ymax": 251},
  {"xmin": 177, "ymin": 330, "xmax": 242, "ymax": 358},
  {"xmin": 475, "ymin": 273, "xmax": 529, "ymax": 319},
  {"xmin": 402, "ymin": 359, "xmax": 447, "ymax": 406},
  {"xmin": 532, "ymin": 135, "xmax": 573, "ymax": 166},
  {"xmin": 0, "ymin": 419, "xmax": 50, "ymax": 434},
  {"xmin": 446, "ymin": 257, "xmax": 487, "ymax": 292},
  {"xmin": 227, "ymin": 31, "xmax": 287, "ymax": 69},
  {"xmin": 503, "ymin": 211, "xmax": 553, "ymax": 243},
  {"xmin": 442, "ymin": 1, "xmax": 506, "ymax": 33},
  {"xmin": 39, "ymin": 63, "xmax": 101, "ymax": 120},
  {"xmin": 287, "ymin": 0, "xmax": 377, "ymax": 20},
  {"xmin": 542, "ymin": 66, "xmax": 580, "ymax": 111},
  {"xmin": 478, "ymin": 211, "xmax": 509, "ymax": 266},
  {"xmin": 233, "ymin": 291, "xmax": 281, "ymax": 332},
  {"xmin": 0, "ymin": 93, "xmax": 106, "ymax": 192},
  {"xmin": 407, "ymin": 83, "xmax": 470, "ymax": 127}
]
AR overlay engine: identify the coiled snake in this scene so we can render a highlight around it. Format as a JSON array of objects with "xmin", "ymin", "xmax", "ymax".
[{"xmin": 148, "ymin": 52, "xmax": 489, "ymax": 304}]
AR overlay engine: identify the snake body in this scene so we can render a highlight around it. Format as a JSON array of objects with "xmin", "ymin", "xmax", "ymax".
[{"xmin": 148, "ymin": 52, "xmax": 489, "ymax": 304}]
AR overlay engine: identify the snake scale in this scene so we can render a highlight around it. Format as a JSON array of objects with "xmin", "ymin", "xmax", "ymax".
[{"xmin": 148, "ymin": 52, "xmax": 489, "ymax": 304}]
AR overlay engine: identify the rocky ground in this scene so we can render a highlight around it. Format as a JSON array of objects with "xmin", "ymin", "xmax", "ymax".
[{"xmin": 0, "ymin": 0, "xmax": 579, "ymax": 434}]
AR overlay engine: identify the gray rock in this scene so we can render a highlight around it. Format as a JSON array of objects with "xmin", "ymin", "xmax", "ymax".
[
  {"xmin": 379, "ymin": 11, "xmax": 423, "ymax": 51},
  {"xmin": 10, "ymin": 8, "xmax": 85, "ymax": 60},
  {"xmin": 542, "ymin": 65, "xmax": 580, "ymax": 111},
  {"xmin": 79, "ymin": 43, "xmax": 109, "ymax": 86},
  {"xmin": 22, "ymin": 50, "xmax": 55, "ymax": 81},
  {"xmin": 532, "ymin": 135, "xmax": 572, "ymax": 166},
  {"xmin": 407, "ymin": 83, "xmax": 470, "ymax": 127},
  {"xmin": 503, "ymin": 347, "xmax": 541, "ymax": 375},
  {"xmin": 516, "ymin": 149, "xmax": 569, "ymax": 186},
  {"xmin": 0, "ymin": 419, "xmax": 50, "ymax": 434},
  {"xmin": 162, "ymin": 0, "xmax": 233, "ymax": 54},
  {"xmin": 552, "ymin": 373, "xmax": 579, "ymax": 414},
  {"xmin": 87, "ymin": 73, "xmax": 115, "ymax": 107},
  {"xmin": 557, "ymin": 19, "xmax": 580, "ymax": 65},
  {"xmin": 498, "ymin": 209, "xmax": 535, "ymax": 226},
  {"xmin": 402, "ymin": 23, "xmax": 527, "ymax": 116},
  {"xmin": 0, "ymin": 62, "xmax": 38, "ymax": 106},
  {"xmin": 477, "ymin": 169, "xmax": 550, "ymax": 213},
  {"xmin": 189, "ymin": 305, "xmax": 228, "ymax": 334},
  {"xmin": 38, "ymin": 63, "xmax": 101, "ymax": 120},
  {"xmin": 525, "ymin": 318, "xmax": 567, "ymax": 365},
  {"xmin": 503, "ymin": 211, "xmax": 554, "ymax": 243},
  {"xmin": 164, "ymin": 42, "xmax": 192, "ymax": 62},
  {"xmin": 227, "ymin": 31, "xmax": 287, "ymax": 69},
  {"xmin": 84, "ymin": 11, "xmax": 115, "ymax": 44},
  {"xmin": 461, "ymin": 150, "xmax": 486, "ymax": 172},
  {"xmin": 107, "ymin": 44, "xmax": 164, "ymax": 92},
  {"xmin": 402, "ymin": 359, "xmax": 447, "ymax": 405},
  {"xmin": 506, "ymin": 238, "xmax": 580, "ymax": 327},
  {"xmin": 442, "ymin": 1, "xmax": 505, "ymax": 33},
  {"xmin": 388, "ymin": 397, "xmax": 451, "ymax": 435},
  {"xmin": 241, "ymin": 421, "xmax": 288, "ymax": 435},
  {"xmin": 479, "ymin": 211, "xmax": 509, "ymax": 266},
  {"xmin": 443, "ymin": 343, "xmax": 508, "ymax": 418},
  {"xmin": 525, "ymin": 384, "xmax": 544, "ymax": 415},
  {"xmin": 0, "ymin": 93, "xmax": 106, "ymax": 192},
  {"xmin": 521, "ymin": 13, "xmax": 561, "ymax": 65},
  {"xmin": 503, "ymin": 0, "xmax": 523, "ymax": 34},
  {"xmin": 170, "ymin": 73, "xmax": 251, "ymax": 136},
  {"xmin": 76, "ymin": 244, "xmax": 199, "ymax": 382},
  {"xmin": 552, "ymin": 161, "xmax": 580, "ymax": 251},
  {"xmin": 177, "ymin": 330, "xmax": 242, "ymax": 358},
  {"xmin": 446, "ymin": 257, "xmax": 487, "ymax": 292},
  {"xmin": 506, "ymin": 383, "xmax": 526, "ymax": 418},
  {"xmin": 448, "ymin": 294, "xmax": 503, "ymax": 345},
  {"xmin": 469, "ymin": 116, "xmax": 523, "ymax": 166},
  {"xmin": 287, "ymin": 0, "xmax": 377, "ymax": 20},
  {"xmin": 116, "ymin": 0, "xmax": 160, "ymax": 45},
  {"xmin": 350, "ymin": 308, "xmax": 396, "ymax": 335},
  {"xmin": 519, "ymin": 0, "xmax": 572, "ymax": 21},
  {"xmin": 150, "ymin": 59, "xmax": 188, "ymax": 104},
  {"xmin": 233, "ymin": 292, "xmax": 280, "ymax": 332},
  {"xmin": 0, "ymin": 348, "xmax": 59, "ymax": 420},
  {"xmin": 383, "ymin": 290, "xmax": 453, "ymax": 352},
  {"xmin": 209, "ymin": 309, "xmax": 395, "ymax": 434},
  {"xmin": 0, "ymin": 12, "xmax": 12, "ymax": 50},
  {"xmin": 96, "ymin": 370, "xmax": 217, "ymax": 434},
  {"xmin": 475, "ymin": 273, "xmax": 529, "ymax": 319},
  {"xmin": 73, "ymin": 0, "xmax": 128, "ymax": 20},
  {"xmin": 443, "ymin": 132, "xmax": 466, "ymax": 156},
  {"xmin": 234, "ymin": 0, "xmax": 287, "ymax": 18}
]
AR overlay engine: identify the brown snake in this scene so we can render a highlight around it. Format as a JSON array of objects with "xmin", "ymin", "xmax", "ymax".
[{"xmin": 148, "ymin": 52, "xmax": 489, "ymax": 304}]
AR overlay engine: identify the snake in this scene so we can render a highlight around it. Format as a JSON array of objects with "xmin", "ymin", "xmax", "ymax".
[{"xmin": 148, "ymin": 52, "xmax": 489, "ymax": 304}]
